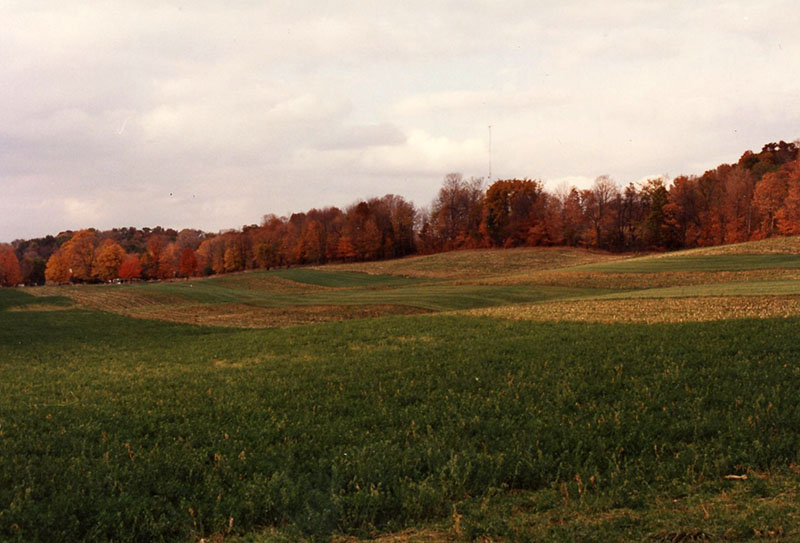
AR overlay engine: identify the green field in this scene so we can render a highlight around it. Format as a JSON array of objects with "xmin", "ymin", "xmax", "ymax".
[{"xmin": 2, "ymin": 241, "xmax": 800, "ymax": 542}]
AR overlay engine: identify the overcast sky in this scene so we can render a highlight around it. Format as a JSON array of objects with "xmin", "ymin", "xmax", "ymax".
[{"xmin": 2, "ymin": 1, "xmax": 800, "ymax": 242}]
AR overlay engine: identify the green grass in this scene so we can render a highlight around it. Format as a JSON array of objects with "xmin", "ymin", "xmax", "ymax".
[
  {"xmin": 100, "ymin": 271, "xmax": 608, "ymax": 312},
  {"xmin": 0, "ymin": 289, "xmax": 71, "ymax": 311},
  {"xmin": 2, "ymin": 300, "xmax": 800, "ymax": 542},
  {"xmin": 5, "ymin": 241, "xmax": 800, "ymax": 542},
  {"xmin": 269, "ymin": 269, "xmax": 424, "ymax": 288}
]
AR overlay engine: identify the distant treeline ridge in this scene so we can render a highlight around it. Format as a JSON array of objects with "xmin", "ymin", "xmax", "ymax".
[{"xmin": 1, "ymin": 140, "xmax": 798, "ymax": 286}]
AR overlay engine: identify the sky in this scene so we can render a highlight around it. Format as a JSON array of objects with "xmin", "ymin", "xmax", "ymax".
[{"xmin": 2, "ymin": 1, "xmax": 800, "ymax": 242}]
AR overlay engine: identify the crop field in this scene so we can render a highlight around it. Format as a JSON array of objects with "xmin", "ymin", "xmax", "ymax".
[{"xmin": 3, "ymin": 240, "xmax": 800, "ymax": 542}]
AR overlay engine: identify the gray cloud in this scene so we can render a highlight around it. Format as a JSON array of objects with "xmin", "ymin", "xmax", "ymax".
[{"xmin": 2, "ymin": 1, "xmax": 800, "ymax": 241}]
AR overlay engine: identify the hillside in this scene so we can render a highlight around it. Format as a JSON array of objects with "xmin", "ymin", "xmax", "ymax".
[
  {"xmin": 2, "ymin": 238, "xmax": 800, "ymax": 542},
  {"xmin": 21, "ymin": 238, "xmax": 800, "ymax": 327}
]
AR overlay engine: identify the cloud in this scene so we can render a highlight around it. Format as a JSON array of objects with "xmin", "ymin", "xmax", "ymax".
[
  {"xmin": 315, "ymin": 123, "xmax": 406, "ymax": 150},
  {"xmin": 392, "ymin": 89, "xmax": 566, "ymax": 117},
  {"xmin": 2, "ymin": 1, "xmax": 800, "ymax": 242}
]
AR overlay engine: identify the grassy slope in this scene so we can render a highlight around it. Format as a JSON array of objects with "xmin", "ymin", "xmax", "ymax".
[
  {"xmin": 576, "ymin": 253, "xmax": 800, "ymax": 273},
  {"xmin": 313, "ymin": 246, "xmax": 623, "ymax": 279},
  {"xmin": 27, "ymin": 249, "xmax": 620, "ymax": 326},
  {"xmin": 2, "ymin": 307, "xmax": 799, "ymax": 542},
  {"xmin": 4, "ymin": 238, "xmax": 800, "ymax": 542}
]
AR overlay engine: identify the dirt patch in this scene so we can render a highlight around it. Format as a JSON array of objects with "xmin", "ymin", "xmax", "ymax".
[{"xmin": 468, "ymin": 296, "xmax": 800, "ymax": 324}]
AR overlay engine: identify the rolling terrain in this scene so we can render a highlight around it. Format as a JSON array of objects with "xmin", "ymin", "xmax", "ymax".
[{"xmin": 2, "ymin": 239, "xmax": 800, "ymax": 542}]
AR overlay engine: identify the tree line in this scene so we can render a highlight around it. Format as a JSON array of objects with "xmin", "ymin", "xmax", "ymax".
[{"xmin": 0, "ymin": 140, "xmax": 798, "ymax": 286}]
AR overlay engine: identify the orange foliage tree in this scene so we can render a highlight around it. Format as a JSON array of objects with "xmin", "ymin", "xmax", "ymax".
[
  {"xmin": 63, "ymin": 229, "xmax": 98, "ymax": 281},
  {"xmin": 45, "ymin": 250, "xmax": 71, "ymax": 284},
  {"xmin": 95, "ymin": 239, "xmax": 127, "ymax": 281},
  {"xmin": 0, "ymin": 245, "xmax": 22, "ymax": 286}
]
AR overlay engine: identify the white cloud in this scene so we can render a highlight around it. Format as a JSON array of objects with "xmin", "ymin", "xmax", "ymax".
[{"xmin": 2, "ymin": 1, "xmax": 800, "ymax": 241}]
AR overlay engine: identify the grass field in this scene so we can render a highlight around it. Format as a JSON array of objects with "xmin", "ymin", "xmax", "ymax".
[{"xmin": 3, "ymin": 240, "xmax": 800, "ymax": 542}]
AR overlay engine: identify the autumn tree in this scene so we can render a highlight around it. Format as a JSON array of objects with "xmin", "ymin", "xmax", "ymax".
[
  {"xmin": 223, "ymin": 246, "xmax": 243, "ymax": 272},
  {"xmin": 95, "ymin": 239, "xmax": 127, "ymax": 281},
  {"xmin": 561, "ymin": 187, "xmax": 587, "ymax": 246},
  {"xmin": 13, "ymin": 237, "xmax": 58, "ymax": 285},
  {"xmin": 639, "ymin": 179, "xmax": 672, "ymax": 249},
  {"xmin": 253, "ymin": 215, "xmax": 286, "ymax": 269},
  {"xmin": 118, "ymin": 254, "xmax": 143, "ymax": 281},
  {"xmin": 175, "ymin": 229, "xmax": 205, "ymax": 252},
  {"xmin": 336, "ymin": 234, "xmax": 357, "ymax": 261},
  {"xmin": 430, "ymin": 173, "xmax": 484, "ymax": 249},
  {"xmin": 666, "ymin": 175, "xmax": 700, "ymax": 247},
  {"xmin": 45, "ymin": 250, "xmax": 71, "ymax": 284},
  {"xmin": 483, "ymin": 179, "xmax": 544, "ymax": 247},
  {"xmin": 583, "ymin": 176, "xmax": 619, "ymax": 249},
  {"xmin": 753, "ymin": 169, "xmax": 789, "ymax": 237},
  {"xmin": 297, "ymin": 220, "xmax": 325, "ymax": 264},
  {"xmin": 145, "ymin": 235, "xmax": 176, "ymax": 279},
  {"xmin": 722, "ymin": 166, "xmax": 757, "ymax": 242},
  {"xmin": 381, "ymin": 194, "xmax": 416, "ymax": 257},
  {"xmin": 776, "ymin": 158, "xmax": 800, "ymax": 235},
  {"xmin": 0, "ymin": 245, "xmax": 22, "ymax": 287},
  {"xmin": 694, "ymin": 167, "xmax": 727, "ymax": 246},
  {"xmin": 616, "ymin": 183, "xmax": 646, "ymax": 250},
  {"xmin": 196, "ymin": 237, "xmax": 222, "ymax": 275},
  {"xmin": 61, "ymin": 229, "xmax": 98, "ymax": 281},
  {"xmin": 178, "ymin": 248, "xmax": 199, "ymax": 277},
  {"xmin": 343, "ymin": 202, "xmax": 382, "ymax": 261},
  {"xmin": 20, "ymin": 255, "xmax": 47, "ymax": 286},
  {"xmin": 221, "ymin": 232, "xmax": 248, "ymax": 272}
]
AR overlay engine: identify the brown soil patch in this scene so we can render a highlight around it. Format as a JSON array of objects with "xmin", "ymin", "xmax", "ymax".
[{"xmin": 467, "ymin": 296, "xmax": 800, "ymax": 324}]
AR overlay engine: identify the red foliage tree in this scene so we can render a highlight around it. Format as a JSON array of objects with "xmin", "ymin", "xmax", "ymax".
[
  {"xmin": 118, "ymin": 254, "xmax": 143, "ymax": 281},
  {"xmin": 178, "ymin": 248, "xmax": 199, "ymax": 277}
]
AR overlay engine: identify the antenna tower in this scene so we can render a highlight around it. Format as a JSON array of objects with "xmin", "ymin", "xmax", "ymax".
[{"xmin": 488, "ymin": 124, "xmax": 492, "ymax": 182}]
